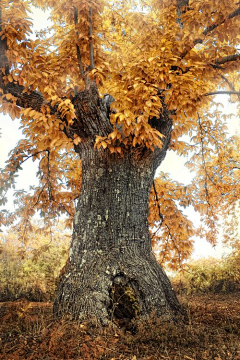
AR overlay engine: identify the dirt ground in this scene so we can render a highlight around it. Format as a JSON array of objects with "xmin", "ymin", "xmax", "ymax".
[{"xmin": 0, "ymin": 293, "xmax": 239, "ymax": 360}]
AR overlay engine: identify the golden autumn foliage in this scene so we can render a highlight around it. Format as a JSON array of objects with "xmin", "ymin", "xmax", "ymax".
[{"xmin": 0, "ymin": 0, "xmax": 239, "ymax": 270}]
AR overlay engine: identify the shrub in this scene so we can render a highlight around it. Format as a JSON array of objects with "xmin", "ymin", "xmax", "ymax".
[
  {"xmin": 0, "ymin": 223, "xmax": 70, "ymax": 301},
  {"xmin": 171, "ymin": 250, "xmax": 240, "ymax": 294}
]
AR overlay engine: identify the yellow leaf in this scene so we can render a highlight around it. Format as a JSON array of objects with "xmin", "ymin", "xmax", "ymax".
[
  {"xmin": 73, "ymin": 137, "xmax": 81, "ymax": 145},
  {"xmin": 101, "ymin": 141, "xmax": 108, "ymax": 149},
  {"xmin": 148, "ymin": 57, "xmax": 156, "ymax": 62}
]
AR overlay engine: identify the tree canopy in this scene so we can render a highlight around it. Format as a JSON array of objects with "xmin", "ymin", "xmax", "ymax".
[{"xmin": 0, "ymin": 0, "xmax": 239, "ymax": 270}]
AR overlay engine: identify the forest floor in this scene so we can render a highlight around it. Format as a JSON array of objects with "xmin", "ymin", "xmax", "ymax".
[{"xmin": 0, "ymin": 293, "xmax": 239, "ymax": 360}]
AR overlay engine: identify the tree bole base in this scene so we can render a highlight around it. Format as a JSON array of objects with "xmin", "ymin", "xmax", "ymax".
[{"xmin": 53, "ymin": 247, "xmax": 182, "ymax": 326}]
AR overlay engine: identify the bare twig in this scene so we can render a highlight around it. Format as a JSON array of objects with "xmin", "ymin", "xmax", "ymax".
[
  {"xmin": 204, "ymin": 90, "xmax": 240, "ymax": 96},
  {"xmin": 197, "ymin": 114, "xmax": 216, "ymax": 219},
  {"xmin": 153, "ymin": 180, "xmax": 164, "ymax": 227},
  {"xmin": 46, "ymin": 150, "xmax": 53, "ymax": 201},
  {"xmin": 32, "ymin": 183, "xmax": 47, "ymax": 208},
  {"xmin": 52, "ymin": 200, "xmax": 73, "ymax": 217},
  {"xmin": 19, "ymin": 150, "xmax": 49, "ymax": 165},
  {"xmin": 220, "ymin": 75, "xmax": 236, "ymax": 92}
]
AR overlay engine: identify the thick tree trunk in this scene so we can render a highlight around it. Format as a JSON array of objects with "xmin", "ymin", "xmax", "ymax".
[{"xmin": 53, "ymin": 146, "xmax": 182, "ymax": 325}]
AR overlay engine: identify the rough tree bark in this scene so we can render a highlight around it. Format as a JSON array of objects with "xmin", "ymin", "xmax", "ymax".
[{"xmin": 53, "ymin": 84, "xmax": 182, "ymax": 325}]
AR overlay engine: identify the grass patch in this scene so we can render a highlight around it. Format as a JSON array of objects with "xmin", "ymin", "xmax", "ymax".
[{"xmin": 0, "ymin": 293, "xmax": 239, "ymax": 359}]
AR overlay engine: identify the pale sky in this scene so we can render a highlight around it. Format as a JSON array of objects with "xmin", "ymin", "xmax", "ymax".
[{"xmin": 0, "ymin": 7, "xmax": 239, "ymax": 260}]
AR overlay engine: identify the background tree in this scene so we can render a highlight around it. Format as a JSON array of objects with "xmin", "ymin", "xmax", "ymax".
[{"xmin": 0, "ymin": 0, "xmax": 239, "ymax": 324}]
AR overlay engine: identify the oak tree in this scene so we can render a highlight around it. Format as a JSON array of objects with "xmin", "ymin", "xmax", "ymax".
[{"xmin": 0, "ymin": 0, "xmax": 239, "ymax": 324}]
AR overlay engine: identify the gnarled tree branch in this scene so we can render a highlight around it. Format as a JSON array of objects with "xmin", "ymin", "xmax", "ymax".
[{"xmin": 0, "ymin": 76, "xmax": 46, "ymax": 112}]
